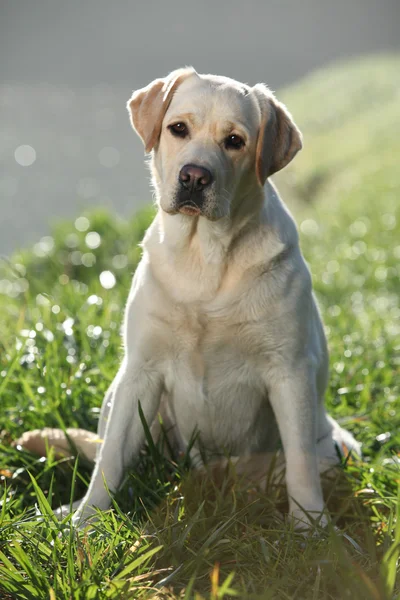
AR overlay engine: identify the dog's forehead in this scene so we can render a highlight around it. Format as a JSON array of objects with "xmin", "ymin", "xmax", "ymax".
[{"xmin": 166, "ymin": 73, "xmax": 260, "ymax": 128}]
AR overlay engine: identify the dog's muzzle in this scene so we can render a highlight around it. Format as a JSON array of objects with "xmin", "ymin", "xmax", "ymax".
[{"xmin": 176, "ymin": 164, "xmax": 213, "ymax": 216}]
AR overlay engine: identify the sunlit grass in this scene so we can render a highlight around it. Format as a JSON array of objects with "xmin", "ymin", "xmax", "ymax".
[{"xmin": 0, "ymin": 54, "xmax": 399, "ymax": 598}]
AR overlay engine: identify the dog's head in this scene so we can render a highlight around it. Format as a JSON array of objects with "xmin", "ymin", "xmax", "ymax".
[{"xmin": 128, "ymin": 67, "xmax": 302, "ymax": 220}]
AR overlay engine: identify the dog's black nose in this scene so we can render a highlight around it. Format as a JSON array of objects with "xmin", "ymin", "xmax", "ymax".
[{"xmin": 179, "ymin": 164, "xmax": 213, "ymax": 192}]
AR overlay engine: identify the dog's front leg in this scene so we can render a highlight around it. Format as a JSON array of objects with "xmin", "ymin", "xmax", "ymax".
[
  {"xmin": 265, "ymin": 363, "xmax": 326, "ymax": 529},
  {"xmin": 72, "ymin": 359, "xmax": 162, "ymax": 527}
]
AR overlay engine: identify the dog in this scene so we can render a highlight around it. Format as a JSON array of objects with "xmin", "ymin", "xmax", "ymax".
[{"xmin": 19, "ymin": 67, "xmax": 362, "ymax": 529}]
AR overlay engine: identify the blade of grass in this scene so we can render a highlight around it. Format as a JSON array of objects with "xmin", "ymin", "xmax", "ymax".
[
  {"xmin": 112, "ymin": 545, "xmax": 163, "ymax": 580},
  {"xmin": 380, "ymin": 485, "xmax": 400, "ymax": 597}
]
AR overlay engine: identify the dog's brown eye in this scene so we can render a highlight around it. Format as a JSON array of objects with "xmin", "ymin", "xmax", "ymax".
[
  {"xmin": 169, "ymin": 122, "xmax": 188, "ymax": 138},
  {"xmin": 225, "ymin": 134, "xmax": 245, "ymax": 150}
]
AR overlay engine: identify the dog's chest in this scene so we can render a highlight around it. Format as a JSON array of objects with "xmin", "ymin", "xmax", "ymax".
[{"xmin": 161, "ymin": 306, "xmax": 277, "ymax": 455}]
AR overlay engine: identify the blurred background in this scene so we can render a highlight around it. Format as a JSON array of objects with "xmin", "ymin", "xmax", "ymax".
[{"xmin": 1, "ymin": 0, "xmax": 399, "ymax": 255}]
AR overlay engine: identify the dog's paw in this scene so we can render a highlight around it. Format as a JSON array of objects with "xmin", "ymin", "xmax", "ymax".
[
  {"xmin": 53, "ymin": 499, "xmax": 82, "ymax": 521},
  {"xmin": 71, "ymin": 503, "xmax": 101, "ymax": 529},
  {"xmin": 53, "ymin": 499, "xmax": 96, "ymax": 531},
  {"xmin": 289, "ymin": 508, "xmax": 329, "ymax": 535},
  {"xmin": 54, "ymin": 504, "xmax": 72, "ymax": 520}
]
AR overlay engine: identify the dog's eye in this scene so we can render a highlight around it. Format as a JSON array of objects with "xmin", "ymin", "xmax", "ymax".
[
  {"xmin": 168, "ymin": 122, "xmax": 188, "ymax": 138},
  {"xmin": 225, "ymin": 134, "xmax": 245, "ymax": 150}
]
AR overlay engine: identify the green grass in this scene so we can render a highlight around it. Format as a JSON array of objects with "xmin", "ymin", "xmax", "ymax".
[{"xmin": 1, "ymin": 54, "xmax": 400, "ymax": 599}]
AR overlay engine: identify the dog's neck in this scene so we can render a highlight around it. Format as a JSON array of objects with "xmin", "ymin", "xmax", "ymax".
[
  {"xmin": 142, "ymin": 184, "xmax": 277, "ymax": 304},
  {"xmin": 158, "ymin": 183, "xmax": 265, "ymax": 257}
]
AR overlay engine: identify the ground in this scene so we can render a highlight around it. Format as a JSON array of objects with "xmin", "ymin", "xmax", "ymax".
[{"xmin": 0, "ymin": 55, "xmax": 399, "ymax": 599}]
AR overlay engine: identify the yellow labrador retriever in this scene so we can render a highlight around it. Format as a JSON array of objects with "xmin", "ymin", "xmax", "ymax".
[{"xmin": 23, "ymin": 68, "xmax": 362, "ymax": 528}]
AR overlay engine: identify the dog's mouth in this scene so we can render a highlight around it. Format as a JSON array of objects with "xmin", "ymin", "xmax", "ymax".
[{"xmin": 178, "ymin": 205, "xmax": 201, "ymax": 217}]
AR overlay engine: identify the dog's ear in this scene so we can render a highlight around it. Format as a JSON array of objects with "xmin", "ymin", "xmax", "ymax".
[
  {"xmin": 127, "ymin": 67, "xmax": 196, "ymax": 153},
  {"xmin": 252, "ymin": 84, "xmax": 302, "ymax": 186}
]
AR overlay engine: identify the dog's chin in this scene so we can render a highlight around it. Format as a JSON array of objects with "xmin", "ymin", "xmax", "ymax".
[
  {"xmin": 160, "ymin": 200, "xmax": 228, "ymax": 221},
  {"xmin": 175, "ymin": 206, "xmax": 224, "ymax": 221},
  {"xmin": 178, "ymin": 205, "xmax": 201, "ymax": 217}
]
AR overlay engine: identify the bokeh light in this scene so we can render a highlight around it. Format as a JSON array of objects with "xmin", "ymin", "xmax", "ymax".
[
  {"xmin": 14, "ymin": 144, "xmax": 36, "ymax": 166},
  {"xmin": 99, "ymin": 270, "xmax": 116, "ymax": 289},
  {"xmin": 85, "ymin": 231, "xmax": 101, "ymax": 249},
  {"xmin": 98, "ymin": 146, "xmax": 120, "ymax": 168}
]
